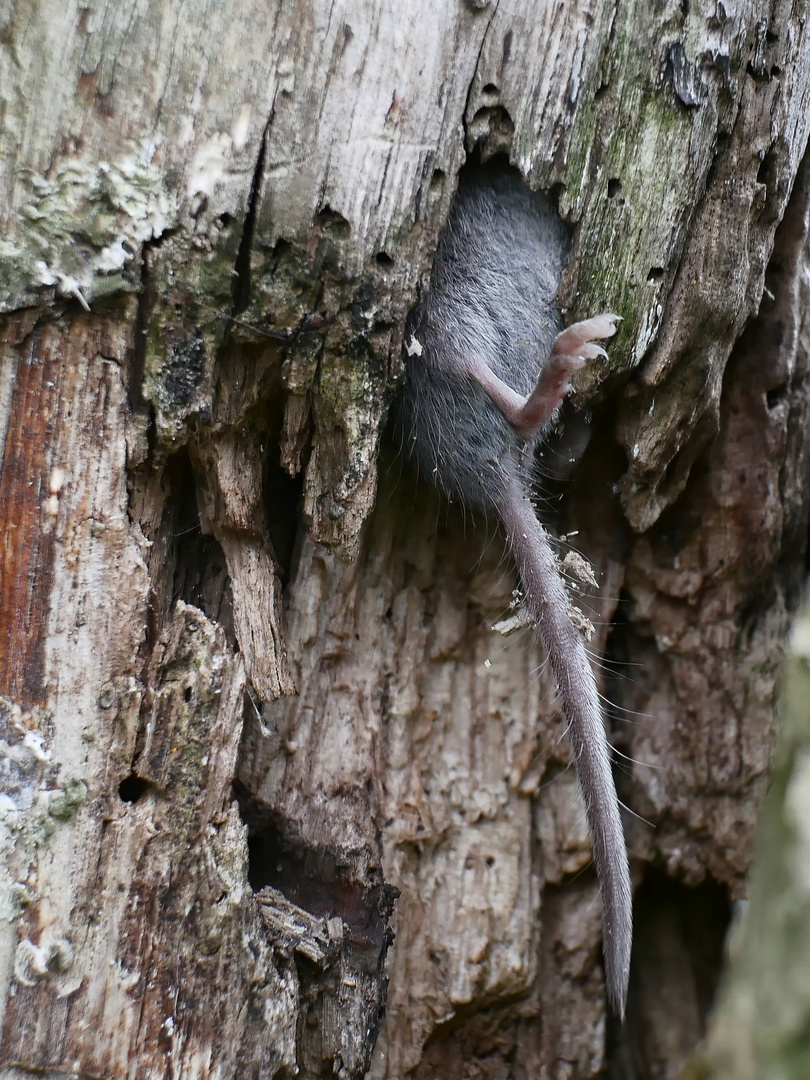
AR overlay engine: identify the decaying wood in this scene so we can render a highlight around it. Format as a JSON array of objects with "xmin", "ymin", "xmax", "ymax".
[
  {"xmin": 610, "ymin": 150, "xmax": 810, "ymax": 1075},
  {"xmin": 1, "ymin": 1, "xmax": 810, "ymax": 1077}
]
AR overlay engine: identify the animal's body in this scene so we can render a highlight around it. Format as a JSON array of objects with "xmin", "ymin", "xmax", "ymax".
[{"xmin": 396, "ymin": 170, "xmax": 632, "ymax": 1014}]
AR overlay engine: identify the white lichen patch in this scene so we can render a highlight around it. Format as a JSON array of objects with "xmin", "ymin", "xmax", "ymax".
[
  {"xmin": 0, "ymin": 699, "xmax": 79, "ymax": 932},
  {"xmin": 187, "ymin": 132, "xmax": 237, "ymax": 201},
  {"xmin": 13, "ymin": 940, "xmax": 50, "ymax": 986},
  {"xmin": 1, "ymin": 143, "xmax": 175, "ymax": 313},
  {"xmin": 13, "ymin": 936, "xmax": 73, "ymax": 987},
  {"xmin": 0, "ymin": 699, "xmax": 53, "ymax": 816}
]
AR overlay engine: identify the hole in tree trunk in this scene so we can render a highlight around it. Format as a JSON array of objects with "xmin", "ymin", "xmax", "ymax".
[
  {"xmin": 233, "ymin": 782, "xmax": 398, "ymax": 945},
  {"xmin": 118, "ymin": 772, "xmax": 150, "ymax": 803},
  {"xmin": 263, "ymin": 444, "xmax": 307, "ymax": 586},
  {"xmin": 166, "ymin": 450, "xmax": 234, "ymax": 630}
]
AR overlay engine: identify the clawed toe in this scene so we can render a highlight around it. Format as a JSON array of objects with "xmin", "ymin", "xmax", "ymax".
[
  {"xmin": 487, "ymin": 311, "xmax": 622, "ymax": 441},
  {"xmin": 553, "ymin": 312, "xmax": 621, "ymax": 361},
  {"xmin": 579, "ymin": 343, "xmax": 609, "ymax": 360},
  {"xmin": 589, "ymin": 313, "xmax": 622, "ymax": 337}
]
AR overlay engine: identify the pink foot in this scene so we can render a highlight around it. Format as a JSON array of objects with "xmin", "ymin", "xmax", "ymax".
[
  {"xmin": 463, "ymin": 313, "xmax": 621, "ymax": 441},
  {"xmin": 513, "ymin": 313, "xmax": 621, "ymax": 438}
]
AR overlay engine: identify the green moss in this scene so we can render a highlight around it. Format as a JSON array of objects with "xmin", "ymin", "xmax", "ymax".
[
  {"xmin": 48, "ymin": 778, "xmax": 88, "ymax": 820},
  {"xmin": 560, "ymin": 65, "xmax": 698, "ymax": 379},
  {"xmin": 6, "ymin": 882, "xmax": 37, "ymax": 918}
]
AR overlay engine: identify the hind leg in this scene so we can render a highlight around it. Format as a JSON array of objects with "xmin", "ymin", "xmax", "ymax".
[
  {"xmin": 466, "ymin": 313, "xmax": 620, "ymax": 440},
  {"xmin": 514, "ymin": 313, "xmax": 620, "ymax": 438}
]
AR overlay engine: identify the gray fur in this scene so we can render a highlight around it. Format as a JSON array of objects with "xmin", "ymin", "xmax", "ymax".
[{"xmin": 396, "ymin": 172, "xmax": 632, "ymax": 1015}]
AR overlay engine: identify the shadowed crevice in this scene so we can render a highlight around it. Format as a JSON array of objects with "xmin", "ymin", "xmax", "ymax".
[
  {"xmin": 231, "ymin": 116, "xmax": 271, "ymax": 315},
  {"xmin": 607, "ymin": 870, "xmax": 732, "ymax": 1078}
]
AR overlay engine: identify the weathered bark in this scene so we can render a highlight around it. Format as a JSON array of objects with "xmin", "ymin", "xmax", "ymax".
[{"xmin": 1, "ymin": 2, "xmax": 809, "ymax": 1078}]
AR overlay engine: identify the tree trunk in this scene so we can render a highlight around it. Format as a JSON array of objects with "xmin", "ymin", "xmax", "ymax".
[{"xmin": 1, "ymin": 2, "xmax": 809, "ymax": 1078}]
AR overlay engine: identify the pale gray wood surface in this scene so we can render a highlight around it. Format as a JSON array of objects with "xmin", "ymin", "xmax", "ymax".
[{"xmin": 1, "ymin": 1, "xmax": 810, "ymax": 1076}]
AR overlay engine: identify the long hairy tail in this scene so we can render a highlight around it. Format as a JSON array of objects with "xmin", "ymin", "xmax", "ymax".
[{"xmin": 498, "ymin": 478, "xmax": 632, "ymax": 1016}]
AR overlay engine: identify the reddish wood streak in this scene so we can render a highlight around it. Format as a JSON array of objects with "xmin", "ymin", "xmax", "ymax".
[{"xmin": 0, "ymin": 325, "xmax": 61, "ymax": 705}]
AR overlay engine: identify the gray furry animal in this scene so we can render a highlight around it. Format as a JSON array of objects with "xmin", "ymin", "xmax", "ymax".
[{"xmin": 396, "ymin": 170, "xmax": 632, "ymax": 1015}]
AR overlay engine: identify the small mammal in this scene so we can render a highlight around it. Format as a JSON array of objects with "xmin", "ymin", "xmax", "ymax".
[{"xmin": 396, "ymin": 169, "xmax": 632, "ymax": 1015}]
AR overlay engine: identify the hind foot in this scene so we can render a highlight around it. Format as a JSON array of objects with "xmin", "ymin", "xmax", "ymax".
[
  {"xmin": 462, "ymin": 313, "xmax": 620, "ymax": 441},
  {"xmin": 511, "ymin": 312, "xmax": 621, "ymax": 438}
]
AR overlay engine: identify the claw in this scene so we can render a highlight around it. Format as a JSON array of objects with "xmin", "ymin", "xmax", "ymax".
[
  {"xmin": 576, "ymin": 313, "xmax": 620, "ymax": 340},
  {"xmin": 579, "ymin": 343, "xmax": 609, "ymax": 360},
  {"xmin": 553, "ymin": 312, "xmax": 622, "ymax": 358}
]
